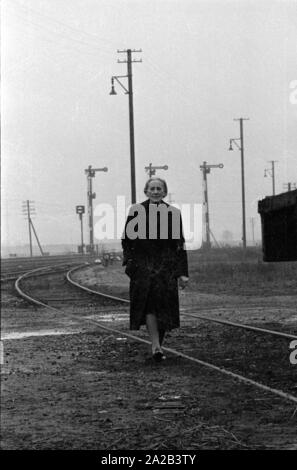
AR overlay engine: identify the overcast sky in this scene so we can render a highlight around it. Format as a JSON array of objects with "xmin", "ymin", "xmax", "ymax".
[{"xmin": 2, "ymin": 0, "xmax": 297, "ymax": 251}]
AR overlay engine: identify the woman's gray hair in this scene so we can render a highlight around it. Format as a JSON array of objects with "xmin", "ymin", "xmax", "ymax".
[{"xmin": 144, "ymin": 177, "xmax": 168, "ymax": 197}]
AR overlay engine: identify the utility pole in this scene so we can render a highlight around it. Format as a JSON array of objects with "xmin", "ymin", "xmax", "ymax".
[
  {"xmin": 229, "ymin": 117, "xmax": 249, "ymax": 250},
  {"xmin": 127, "ymin": 49, "xmax": 136, "ymax": 204},
  {"xmin": 30, "ymin": 220, "xmax": 44, "ymax": 256},
  {"xmin": 199, "ymin": 161, "xmax": 224, "ymax": 249},
  {"xmin": 145, "ymin": 163, "xmax": 168, "ymax": 178},
  {"xmin": 22, "ymin": 200, "xmax": 34, "ymax": 256},
  {"xmin": 264, "ymin": 160, "xmax": 278, "ymax": 195},
  {"xmin": 283, "ymin": 182, "xmax": 296, "ymax": 192},
  {"xmin": 85, "ymin": 165, "xmax": 108, "ymax": 254},
  {"xmin": 22, "ymin": 200, "xmax": 44, "ymax": 256},
  {"xmin": 250, "ymin": 217, "xmax": 255, "ymax": 245},
  {"xmin": 110, "ymin": 48, "xmax": 142, "ymax": 204}
]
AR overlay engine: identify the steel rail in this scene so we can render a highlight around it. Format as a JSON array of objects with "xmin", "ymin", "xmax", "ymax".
[
  {"xmin": 180, "ymin": 310, "xmax": 297, "ymax": 340},
  {"xmin": 11, "ymin": 265, "xmax": 297, "ymax": 405},
  {"xmin": 66, "ymin": 265, "xmax": 130, "ymax": 304},
  {"xmin": 14, "ymin": 263, "xmax": 88, "ymax": 305},
  {"xmin": 15, "ymin": 264, "xmax": 296, "ymax": 340},
  {"xmin": 67, "ymin": 267, "xmax": 297, "ymax": 341},
  {"xmin": 1, "ymin": 276, "xmax": 20, "ymax": 282}
]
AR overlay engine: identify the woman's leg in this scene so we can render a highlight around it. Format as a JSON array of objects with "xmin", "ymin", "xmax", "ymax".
[
  {"xmin": 146, "ymin": 314, "xmax": 161, "ymax": 353},
  {"xmin": 159, "ymin": 329, "xmax": 166, "ymax": 347}
]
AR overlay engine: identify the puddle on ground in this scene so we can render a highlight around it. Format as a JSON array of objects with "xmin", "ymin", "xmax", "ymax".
[
  {"xmin": 1, "ymin": 314, "xmax": 129, "ymax": 340},
  {"xmin": 1, "ymin": 329, "xmax": 82, "ymax": 340}
]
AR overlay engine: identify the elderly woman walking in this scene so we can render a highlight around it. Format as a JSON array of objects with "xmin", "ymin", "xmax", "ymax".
[{"xmin": 122, "ymin": 177, "xmax": 189, "ymax": 361}]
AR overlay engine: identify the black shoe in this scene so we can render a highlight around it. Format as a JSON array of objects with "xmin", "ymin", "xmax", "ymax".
[{"xmin": 152, "ymin": 349, "xmax": 166, "ymax": 362}]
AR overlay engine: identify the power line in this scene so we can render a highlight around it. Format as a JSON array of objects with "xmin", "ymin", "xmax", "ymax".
[
  {"xmin": 5, "ymin": 15, "xmax": 109, "ymax": 61},
  {"xmin": 7, "ymin": 0, "xmax": 117, "ymax": 54},
  {"xmin": 12, "ymin": 0, "xmax": 118, "ymax": 48}
]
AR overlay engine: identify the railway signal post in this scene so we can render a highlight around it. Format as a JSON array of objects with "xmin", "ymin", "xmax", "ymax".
[
  {"xmin": 145, "ymin": 163, "xmax": 168, "ymax": 178},
  {"xmin": 76, "ymin": 205, "xmax": 85, "ymax": 254},
  {"xmin": 85, "ymin": 165, "xmax": 108, "ymax": 255},
  {"xmin": 199, "ymin": 162, "xmax": 224, "ymax": 249}
]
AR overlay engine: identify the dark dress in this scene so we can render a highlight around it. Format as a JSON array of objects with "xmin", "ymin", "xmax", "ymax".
[{"xmin": 122, "ymin": 199, "xmax": 188, "ymax": 331}]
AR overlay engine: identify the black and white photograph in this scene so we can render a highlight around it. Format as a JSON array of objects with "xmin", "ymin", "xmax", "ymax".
[{"xmin": 1, "ymin": 0, "xmax": 297, "ymax": 455}]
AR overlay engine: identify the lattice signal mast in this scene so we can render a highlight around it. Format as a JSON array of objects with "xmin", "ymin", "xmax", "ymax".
[
  {"xmin": 145, "ymin": 163, "xmax": 168, "ymax": 178},
  {"xmin": 199, "ymin": 162, "xmax": 224, "ymax": 249},
  {"xmin": 84, "ymin": 165, "xmax": 108, "ymax": 254}
]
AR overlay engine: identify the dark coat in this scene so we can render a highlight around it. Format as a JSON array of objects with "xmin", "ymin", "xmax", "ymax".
[{"xmin": 122, "ymin": 199, "xmax": 188, "ymax": 331}]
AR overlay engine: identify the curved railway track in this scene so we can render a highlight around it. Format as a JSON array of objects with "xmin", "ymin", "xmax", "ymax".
[
  {"xmin": 10, "ymin": 263, "xmax": 297, "ymax": 406},
  {"xmin": 1, "ymin": 254, "xmax": 98, "ymax": 282}
]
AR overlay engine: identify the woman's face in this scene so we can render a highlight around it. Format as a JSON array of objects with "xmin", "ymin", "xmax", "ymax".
[{"xmin": 146, "ymin": 180, "xmax": 166, "ymax": 203}]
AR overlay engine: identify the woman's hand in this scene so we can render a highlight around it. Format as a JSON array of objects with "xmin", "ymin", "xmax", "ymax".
[{"xmin": 178, "ymin": 276, "xmax": 189, "ymax": 289}]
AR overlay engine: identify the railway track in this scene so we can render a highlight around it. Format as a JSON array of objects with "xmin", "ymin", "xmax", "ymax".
[
  {"xmin": 1, "ymin": 264, "xmax": 84, "ymax": 283},
  {"xmin": 9, "ymin": 263, "xmax": 297, "ymax": 406},
  {"xmin": 14, "ymin": 264, "xmax": 123, "ymax": 309},
  {"xmin": 0, "ymin": 254, "xmax": 99, "ymax": 282}
]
